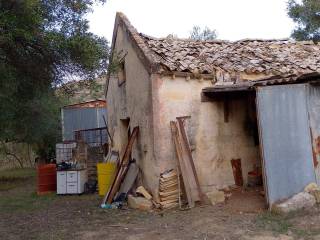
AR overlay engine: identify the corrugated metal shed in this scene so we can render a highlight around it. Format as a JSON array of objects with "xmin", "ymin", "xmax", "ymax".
[
  {"xmin": 61, "ymin": 100, "xmax": 107, "ymax": 141},
  {"xmin": 256, "ymin": 84, "xmax": 315, "ymax": 206}
]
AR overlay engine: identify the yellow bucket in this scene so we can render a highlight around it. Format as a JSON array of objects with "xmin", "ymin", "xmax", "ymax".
[{"xmin": 97, "ymin": 162, "xmax": 117, "ymax": 196}]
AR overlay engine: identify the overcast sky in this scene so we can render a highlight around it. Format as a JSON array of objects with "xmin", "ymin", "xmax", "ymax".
[{"xmin": 87, "ymin": 0, "xmax": 296, "ymax": 42}]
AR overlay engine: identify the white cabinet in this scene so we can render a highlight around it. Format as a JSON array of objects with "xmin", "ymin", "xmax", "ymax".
[
  {"xmin": 57, "ymin": 172, "xmax": 67, "ymax": 194},
  {"xmin": 57, "ymin": 169, "xmax": 87, "ymax": 194},
  {"xmin": 66, "ymin": 171, "xmax": 77, "ymax": 182},
  {"xmin": 66, "ymin": 183, "xmax": 78, "ymax": 194}
]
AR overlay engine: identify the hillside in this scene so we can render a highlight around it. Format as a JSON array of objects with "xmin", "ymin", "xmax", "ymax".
[{"xmin": 57, "ymin": 77, "xmax": 106, "ymax": 105}]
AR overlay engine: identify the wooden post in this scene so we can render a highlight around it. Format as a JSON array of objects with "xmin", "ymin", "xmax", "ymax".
[
  {"xmin": 170, "ymin": 121, "xmax": 195, "ymax": 208},
  {"xmin": 102, "ymin": 127, "xmax": 139, "ymax": 205},
  {"xmin": 176, "ymin": 117, "xmax": 204, "ymax": 203}
]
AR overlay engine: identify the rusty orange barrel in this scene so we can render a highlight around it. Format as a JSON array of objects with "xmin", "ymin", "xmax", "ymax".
[{"xmin": 37, "ymin": 164, "xmax": 57, "ymax": 195}]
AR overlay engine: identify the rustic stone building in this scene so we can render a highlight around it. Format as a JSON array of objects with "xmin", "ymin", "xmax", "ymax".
[{"xmin": 106, "ymin": 12, "xmax": 320, "ymax": 206}]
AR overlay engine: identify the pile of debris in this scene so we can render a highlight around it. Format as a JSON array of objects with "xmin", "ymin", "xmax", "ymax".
[
  {"xmin": 127, "ymin": 186, "xmax": 153, "ymax": 211},
  {"xmin": 100, "ymin": 117, "xmax": 214, "ymax": 211},
  {"xmin": 272, "ymin": 182, "xmax": 320, "ymax": 214},
  {"xmin": 101, "ymin": 127, "xmax": 155, "ymax": 210}
]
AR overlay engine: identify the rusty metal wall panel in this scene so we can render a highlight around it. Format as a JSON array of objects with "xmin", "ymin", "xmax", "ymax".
[
  {"xmin": 62, "ymin": 107, "xmax": 107, "ymax": 141},
  {"xmin": 256, "ymin": 84, "xmax": 315, "ymax": 206},
  {"xmin": 308, "ymin": 85, "xmax": 320, "ymax": 185}
]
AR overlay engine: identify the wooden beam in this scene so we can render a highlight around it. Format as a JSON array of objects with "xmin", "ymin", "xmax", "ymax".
[
  {"xmin": 176, "ymin": 117, "xmax": 204, "ymax": 203},
  {"xmin": 102, "ymin": 127, "xmax": 139, "ymax": 205},
  {"xmin": 170, "ymin": 121, "xmax": 195, "ymax": 208}
]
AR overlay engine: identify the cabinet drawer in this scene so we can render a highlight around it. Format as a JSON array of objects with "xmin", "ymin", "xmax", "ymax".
[
  {"xmin": 66, "ymin": 183, "xmax": 78, "ymax": 194},
  {"xmin": 67, "ymin": 171, "xmax": 77, "ymax": 182},
  {"xmin": 57, "ymin": 171, "xmax": 66, "ymax": 178}
]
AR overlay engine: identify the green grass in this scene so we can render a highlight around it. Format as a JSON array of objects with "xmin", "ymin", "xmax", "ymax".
[
  {"xmin": 256, "ymin": 211, "xmax": 320, "ymax": 238},
  {"xmin": 0, "ymin": 167, "xmax": 36, "ymax": 179},
  {"xmin": 0, "ymin": 192, "xmax": 57, "ymax": 213},
  {"xmin": 0, "ymin": 168, "xmax": 36, "ymax": 191},
  {"xmin": 0, "ymin": 167, "xmax": 57, "ymax": 212},
  {"xmin": 256, "ymin": 212, "xmax": 292, "ymax": 234}
]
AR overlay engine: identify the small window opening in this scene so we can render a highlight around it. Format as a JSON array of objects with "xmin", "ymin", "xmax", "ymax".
[{"xmin": 118, "ymin": 61, "xmax": 126, "ymax": 86}]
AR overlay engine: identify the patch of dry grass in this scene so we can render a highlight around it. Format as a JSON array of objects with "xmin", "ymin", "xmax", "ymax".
[{"xmin": 0, "ymin": 168, "xmax": 35, "ymax": 190}]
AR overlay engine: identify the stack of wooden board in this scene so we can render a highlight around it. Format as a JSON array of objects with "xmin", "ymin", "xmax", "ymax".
[{"xmin": 159, "ymin": 169, "xmax": 179, "ymax": 209}]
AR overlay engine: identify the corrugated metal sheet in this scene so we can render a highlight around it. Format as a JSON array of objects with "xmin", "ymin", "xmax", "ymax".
[
  {"xmin": 62, "ymin": 107, "xmax": 107, "ymax": 141},
  {"xmin": 308, "ymin": 85, "xmax": 320, "ymax": 185},
  {"xmin": 256, "ymin": 84, "xmax": 315, "ymax": 206}
]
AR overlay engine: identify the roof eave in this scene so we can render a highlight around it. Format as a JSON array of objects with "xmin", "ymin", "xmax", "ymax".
[{"xmin": 110, "ymin": 12, "xmax": 162, "ymax": 75}]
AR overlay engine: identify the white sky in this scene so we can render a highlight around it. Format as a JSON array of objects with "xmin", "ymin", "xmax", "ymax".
[{"xmin": 87, "ymin": 0, "xmax": 296, "ymax": 42}]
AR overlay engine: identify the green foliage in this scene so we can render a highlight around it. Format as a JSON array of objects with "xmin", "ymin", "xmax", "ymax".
[
  {"xmin": 256, "ymin": 212, "xmax": 292, "ymax": 234},
  {"xmin": 189, "ymin": 26, "xmax": 217, "ymax": 41},
  {"xmin": 0, "ymin": 0, "xmax": 110, "ymax": 160},
  {"xmin": 288, "ymin": 0, "xmax": 320, "ymax": 42}
]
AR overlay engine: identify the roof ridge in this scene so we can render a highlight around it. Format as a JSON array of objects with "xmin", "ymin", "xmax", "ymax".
[
  {"xmin": 139, "ymin": 33, "xmax": 229, "ymax": 44},
  {"xmin": 112, "ymin": 12, "xmax": 162, "ymax": 73},
  {"xmin": 140, "ymin": 33, "xmax": 317, "ymax": 45}
]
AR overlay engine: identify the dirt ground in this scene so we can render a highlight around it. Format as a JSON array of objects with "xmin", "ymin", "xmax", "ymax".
[{"xmin": 1, "ymin": 169, "xmax": 320, "ymax": 240}]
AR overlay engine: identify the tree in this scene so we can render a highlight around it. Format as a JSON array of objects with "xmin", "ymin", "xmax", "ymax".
[
  {"xmin": 189, "ymin": 26, "xmax": 217, "ymax": 41},
  {"xmin": 0, "ymin": 0, "xmax": 110, "ymax": 162},
  {"xmin": 288, "ymin": 0, "xmax": 320, "ymax": 42}
]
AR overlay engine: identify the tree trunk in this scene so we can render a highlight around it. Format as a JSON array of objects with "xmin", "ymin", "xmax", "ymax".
[{"xmin": 0, "ymin": 141, "xmax": 24, "ymax": 168}]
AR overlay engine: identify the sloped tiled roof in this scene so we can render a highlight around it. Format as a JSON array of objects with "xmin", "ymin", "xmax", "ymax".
[
  {"xmin": 141, "ymin": 35, "xmax": 320, "ymax": 78},
  {"xmin": 113, "ymin": 12, "xmax": 320, "ymax": 82}
]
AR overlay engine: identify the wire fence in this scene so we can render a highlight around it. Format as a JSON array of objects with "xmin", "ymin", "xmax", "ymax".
[{"xmin": 74, "ymin": 127, "xmax": 108, "ymax": 147}]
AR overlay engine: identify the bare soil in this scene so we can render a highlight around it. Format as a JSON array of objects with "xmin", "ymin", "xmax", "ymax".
[{"xmin": 1, "ymin": 170, "xmax": 320, "ymax": 240}]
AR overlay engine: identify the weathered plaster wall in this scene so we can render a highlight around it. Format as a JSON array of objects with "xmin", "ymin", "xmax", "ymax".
[
  {"xmin": 152, "ymin": 76, "xmax": 260, "ymax": 192},
  {"xmin": 106, "ymin": 24, "xmax": 159, "ymax": 197}
]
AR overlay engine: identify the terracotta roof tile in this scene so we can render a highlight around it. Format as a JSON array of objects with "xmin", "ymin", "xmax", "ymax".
[
  {"xmin": 113, "ymin": 13, "xmax": 320, "ymax": 82},
  {"xmin": 140, "ymin": 34, "xmax": 320, "ymax": 81}
]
